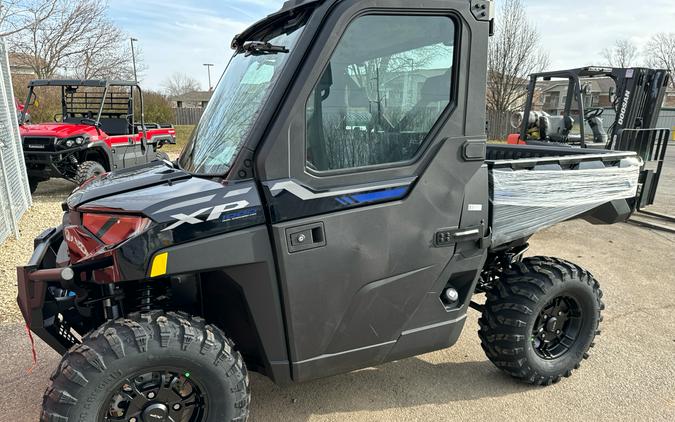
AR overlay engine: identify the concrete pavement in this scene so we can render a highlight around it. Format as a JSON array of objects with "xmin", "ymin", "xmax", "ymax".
[{"xmin": 1, "ymin": 218, "xmax": 673, "ymax": 421}]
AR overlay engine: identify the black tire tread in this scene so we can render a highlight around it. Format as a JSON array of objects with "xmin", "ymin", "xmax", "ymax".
[
  {"xmin": 478, "ymin": 256, "xmax": 604, "ymax": 386},
  {"xmin": 75, "ymin": 160, "xmax": 106, "ymax": 185},
  {"xmin": 41, "ymin": 311, "xmax": 250, "ymax": 421}
]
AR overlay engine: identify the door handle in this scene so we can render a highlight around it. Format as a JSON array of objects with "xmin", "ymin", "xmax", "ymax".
[
  {"xmin": 286, "ymin": 222, "xmax": 326, "ymax": 253},
  {"xmin": 434, "ymin": 223, "xmax": 485, "ymax": 247}
]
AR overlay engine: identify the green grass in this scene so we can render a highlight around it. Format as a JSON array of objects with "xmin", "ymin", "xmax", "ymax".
[{"xmin": 162, "ymin": 125, "xmax": 194, "ymax": 155}]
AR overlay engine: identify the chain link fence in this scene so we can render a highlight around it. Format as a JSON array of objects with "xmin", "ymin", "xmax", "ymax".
[{"xmin": 0, "ymin": 38, "xmax": 32, "ymax": 244}]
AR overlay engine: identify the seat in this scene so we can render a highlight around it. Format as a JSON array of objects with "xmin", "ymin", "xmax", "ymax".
[{"xmin": 99, "ymin": 118, "xmax": 130, "ymax": 136}]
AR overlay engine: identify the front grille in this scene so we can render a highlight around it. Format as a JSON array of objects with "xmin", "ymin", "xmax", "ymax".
[{"xmin": 23, "ymin": 136, "xmax": 57, "ymax": 152}]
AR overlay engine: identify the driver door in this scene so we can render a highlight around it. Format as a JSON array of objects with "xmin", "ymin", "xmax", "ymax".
[{"xmin": 257, "ymin": 0, "xmax": 489, "ymax": 382}]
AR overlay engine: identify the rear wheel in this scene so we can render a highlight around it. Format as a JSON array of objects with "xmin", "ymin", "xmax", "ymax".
[
  {"xmin": 41, "ymin": 311, "xmax": 250, "ymax": 422},
  {"xmin": 75, "ymin": 161, "xmax": 106, "ymax": 185},
  {"xmin": 478, "ymin": 256, "xmax": 603, "ymax": 385}
]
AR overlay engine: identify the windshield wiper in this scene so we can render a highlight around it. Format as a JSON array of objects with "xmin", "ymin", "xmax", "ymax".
[{"xmin": 242, "ymin": 41, "xmax": 289, "ymax": 56}]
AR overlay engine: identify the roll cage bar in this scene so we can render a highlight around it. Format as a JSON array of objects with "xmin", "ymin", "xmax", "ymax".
[{"xmin": 20, "ymin": 79, "xmax": 147, "ymax": 139}]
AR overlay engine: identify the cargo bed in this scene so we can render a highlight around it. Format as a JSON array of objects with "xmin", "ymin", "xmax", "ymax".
[{"xmin": 486, "ymin": 144, "xmax": 641, "ymax": 247}]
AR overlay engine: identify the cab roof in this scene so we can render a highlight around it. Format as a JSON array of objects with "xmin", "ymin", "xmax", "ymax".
[{"xmin": 231, "ymin": 0, "xmax": 324, "ymax": 49}]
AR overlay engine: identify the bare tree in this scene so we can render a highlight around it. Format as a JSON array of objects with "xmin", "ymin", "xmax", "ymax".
[
  {"xmin": 645, "ymin": 33, "xmax": 675, "ymax": 88},
  {"xmin": 601, "ymin": 39, "xmax": 639, "ymax": 68},
  {"xmin": 7, "ymin": 0, "xmax": 134, "ymax": 79},
  {"xmin": 70, "ymin": 28, "xmax": 145, "ymax": 80},
  {"xmin": 487, "ymin": 0, "xmax": 549, "ymax": 113},
  {"xmin": 0, "ymin": 0, "xmax": 58, "ymax": 37},
  {"xmin": 162, "ymin": 73, "xmax": 202, "ymax": 97}
]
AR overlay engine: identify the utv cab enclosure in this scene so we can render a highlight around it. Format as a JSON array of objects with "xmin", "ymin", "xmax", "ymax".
[
  {"xmin": 19, "ymin": 79, "xmax": 175, "ymax": 193},
  {"xmin": 20, "ymin": 1, "xmax": 641, "ymax": 421}
]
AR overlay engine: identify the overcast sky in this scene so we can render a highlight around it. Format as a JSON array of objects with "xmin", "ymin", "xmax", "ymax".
[{"xmin": 109, "ymin": 0, "xmax": 675, "ymax": 91}]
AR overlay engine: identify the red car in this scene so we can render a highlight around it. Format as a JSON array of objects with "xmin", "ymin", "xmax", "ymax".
[{"xmin": 19, "ymin": 79, "xmax": 176, "ymax": 193}]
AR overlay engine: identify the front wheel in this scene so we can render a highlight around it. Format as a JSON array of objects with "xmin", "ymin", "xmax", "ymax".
[
  {"xmin": 42, "ymin": 311, "xmax": 250, "ymax": 422},
  {"xmin": 75, "ymin": 161, "xmax": 106, "ymax": 185},
  {"xmin": 478, "ymin": 256, "xmax": 604, "ymax": 385},
  {"xmin": 155, "ymin": 150, "xmax": 171, "ymax": 162}
]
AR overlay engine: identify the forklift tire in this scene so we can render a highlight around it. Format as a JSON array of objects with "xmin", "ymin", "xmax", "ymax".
[
  {"xmin": 41, "ymin": 311, "xmax": 250, "ymax": 422},
  {"xmin": 478, "ymin": 256, "xmax": 603, "ymax": 386},
  {"xmin": 75, "ymin": 161, "xmax": 106, "ymax": 185},
  {"xmin": 156, "ymin": 150, "xmax": 170, "ymax": 162},
  {"xmin": 29, "ymin": 177, "xmax": 40, "ymax": 194}
]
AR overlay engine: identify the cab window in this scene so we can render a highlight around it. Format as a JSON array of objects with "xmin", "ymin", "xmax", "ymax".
[{"xmin": 306, "ymin": 14, "xmax": 456, "ymax": 172}]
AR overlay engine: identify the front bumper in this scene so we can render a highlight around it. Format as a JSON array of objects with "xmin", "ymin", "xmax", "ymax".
[
  {"xmin": 18, "ymin": 221, "xmax": 161, "ymax": 354},
  {"xmin": 23, "ymin": 146, "xmax": 85, "ymax": 179},
  {"xmin": 16, "ymin": 227, "xmax": 74, "ymax": 354}
]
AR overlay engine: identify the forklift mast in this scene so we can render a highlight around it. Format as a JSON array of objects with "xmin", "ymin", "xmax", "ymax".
[{"xmin": 607, "ymin": 67, "xmax": 670, "ymax": 147}]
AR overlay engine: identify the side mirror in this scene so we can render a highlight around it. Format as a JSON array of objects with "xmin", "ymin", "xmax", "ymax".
[{"xmin": 609, "ymin": 86, "xmax": 617, "ymax": 103}]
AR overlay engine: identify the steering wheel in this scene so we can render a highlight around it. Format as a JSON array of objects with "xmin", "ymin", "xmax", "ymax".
[
  {"xmin": 80, "ymin": 118, "xmax": 99, "ymax": 127},
  {"xmin": 584, "ymin": 108, "xmax": 604, "ymax": 120}
]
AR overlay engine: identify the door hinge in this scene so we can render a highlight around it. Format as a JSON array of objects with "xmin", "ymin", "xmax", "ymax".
[{"xmin": 471, "ymin": 0, "xmax": 495, "ymax": 35}]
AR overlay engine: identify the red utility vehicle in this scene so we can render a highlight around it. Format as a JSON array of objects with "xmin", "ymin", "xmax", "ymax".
[
  {"xmin": 19, "ymin": 79, "xmax": 176, "ymax": 193},
  {"xmin": 16, "ymin": 99, "xmax": 30, "ymax": 123}
]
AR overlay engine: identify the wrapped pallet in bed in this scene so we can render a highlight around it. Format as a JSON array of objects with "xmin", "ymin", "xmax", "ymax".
[{"xmin": 489, "ymin": 156, "xmax": 642, "ymax": 246}]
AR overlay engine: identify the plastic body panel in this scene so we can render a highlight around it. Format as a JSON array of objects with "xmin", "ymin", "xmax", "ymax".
[
  {"xmin": 146, "ymin": 226, "xmax": 292, "ymax": 383},
  {"xmin": 254, "ymin": 0, "xmax": 492, "ymax": 382}
]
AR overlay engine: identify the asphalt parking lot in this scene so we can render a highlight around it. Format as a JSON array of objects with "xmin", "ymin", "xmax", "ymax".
[{"xmin": 0, "ymin": 146, "xmax": 673, "ymax": 421}]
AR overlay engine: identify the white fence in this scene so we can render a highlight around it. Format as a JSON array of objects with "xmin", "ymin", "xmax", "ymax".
[{"xmin": 0, "ymin": 38, "xmax": 31, "ymax": 244}]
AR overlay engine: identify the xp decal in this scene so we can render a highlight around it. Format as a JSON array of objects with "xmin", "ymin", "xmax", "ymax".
[{"xmin": 162, "ymin": 200, "xmax": 251, "ymax": 231}]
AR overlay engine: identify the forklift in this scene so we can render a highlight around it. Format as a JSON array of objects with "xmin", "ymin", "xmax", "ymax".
[{"xmin": 508, "ymin": 66, "xmax": 674, "ymax": 231}]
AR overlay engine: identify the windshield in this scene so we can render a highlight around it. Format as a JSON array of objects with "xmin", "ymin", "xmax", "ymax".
[{"xmin": 178, "ymin": 25, "xmax": 305, "ymax": 175}]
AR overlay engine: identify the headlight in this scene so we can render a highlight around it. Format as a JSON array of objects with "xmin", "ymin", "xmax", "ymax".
[
  {"xmin": 60, "ymin": 135, "xmax": 89, "ymax": 148},
  {"xmin": 82, "ymin": 213, "xmax": 150, "ymax": 245}
]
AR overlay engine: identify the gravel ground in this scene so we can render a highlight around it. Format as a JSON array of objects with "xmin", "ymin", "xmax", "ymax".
[{"xmin": 0, "ymin": 179, "xmax": 73, "ymax": 324}]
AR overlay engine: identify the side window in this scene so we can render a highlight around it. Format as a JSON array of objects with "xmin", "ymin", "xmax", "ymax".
[{"xmin": 306, "ymin": 15, "xmax": 456, "ymax": 172}]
